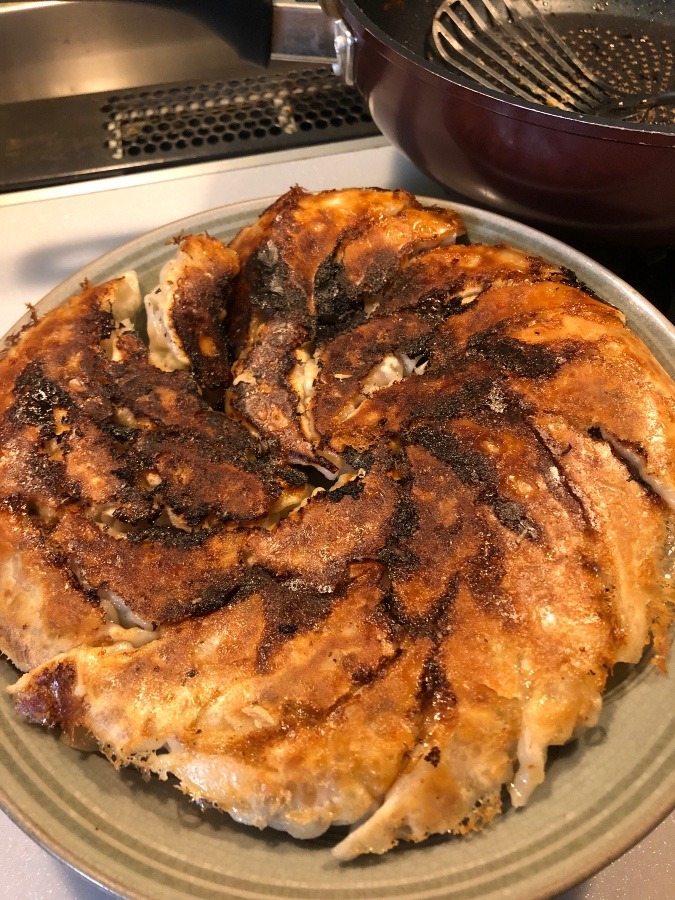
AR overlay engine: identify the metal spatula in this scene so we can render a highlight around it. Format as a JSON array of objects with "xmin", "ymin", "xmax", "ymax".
[{"xmin": 430, "ymin": 0, "xmax": 675, "ymax": 121}]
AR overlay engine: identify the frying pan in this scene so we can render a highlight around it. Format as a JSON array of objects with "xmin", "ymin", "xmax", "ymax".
[
  {"xmin": 38, "ymin": 0, "xmax": 675, "ymax": 243},
  {"xmin": 333, "ymin": 0, "xmax": 675, "ymax": 245}
]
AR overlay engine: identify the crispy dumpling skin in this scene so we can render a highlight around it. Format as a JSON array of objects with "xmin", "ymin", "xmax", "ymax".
[
  {"xmin": 0, "ymin": 507, "xmax": 120, "ymax": 672},
  {"xmin": 1, "ymin": 187, "xmax": 674, "ymax": 862},
  {"xmin": 226, "ymin": 187, "xmax": 466, "ymax": 467},
  {"xmin": 145, "ymin": 233, "xmax": 239, "ymax": 390}
]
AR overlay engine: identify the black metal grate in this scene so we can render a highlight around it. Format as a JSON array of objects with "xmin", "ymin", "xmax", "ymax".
[
  {"xmin": 0, "ymin": 67, "xmax": 379, "ymax": 193},
  {"xmin": 102, "ymin": 68, "xmax": 374, "ymax": 162}
]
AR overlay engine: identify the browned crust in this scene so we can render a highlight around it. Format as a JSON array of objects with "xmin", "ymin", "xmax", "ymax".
[{"xmin": 167, "ymin": 234, "xmax": 240, "ymax": 389}]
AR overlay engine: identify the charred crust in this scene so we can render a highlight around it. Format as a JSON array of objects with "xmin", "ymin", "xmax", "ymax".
[
  {"xmin": 237, "ymin": 567, "xmax": 337, "ymax": 672},
  {"xmin": 278, "ymin": 466, "xmax": 309, "ymax": 487},
  {"xmin": 349, "ymin": 647, "xmax": 404, "ymax": 687},
  {"xmin": 408, "ymin": 425, "xmax": 540, "ymax": 542},
  {"xmin": 3, "ymin": 187, "xmax": 671, "ymax": 823},
  {"xmin": 383, "ymin": 573, "xmax": 458, "ymax": 639},
  {"xmin": 466, "ymin": 332, "xmax": 579, "ymax": 379},
  {"xmin": 341, "ymin": 448, "xmax": 375, "ymax": 472},
  {"xmin": 409, "ymin": 423, "xmax": 488, "ymax": 485},
  {"xmin": 424, "ymin": 377, "xmax": 527, "ymax": 426},
  {"xmin": 9, "ymin": 362, "xmax": 74, "ymax": 434},
  {"xmin": 125, "ymin": 525, "xmax": 213, "ymax": 549},
  {"xmin": 557, "ymin": 265, "xmax": 608, "ymax": 303},
  {"xmin": 169, "ymin": 580, "xmax": 242, "ymax": 622},
  {"xmin": 241, "ymin": 243, "xmax": 312, "ymax": 328},
  {"xmin": 14, "ymin": 660, "xmax": 83, "ymax": 735},
  {"xmin": 171, "ymin": 270, "xmax": 233, "ymax": 390},
  {"xmin": 417, "ymin": 655, "xmax": 457, "ymax": 710},
  {"xmin": 378, "ymin": 545, "xmax": 420, "ymax": 579},
  {"xmin": 325, "ymin": 479, "xmax": 365, "ymax": 502},
  {"xmin": 314, "ymin": 257, "xmax": 365, "ymax": 340},
  {"xmin": 424, "ymin": 745, "xmax": 442, "ymax": 767},
  {"xmin": 389, "ymin": 488, "xmax": 419, "ymax": 542}
]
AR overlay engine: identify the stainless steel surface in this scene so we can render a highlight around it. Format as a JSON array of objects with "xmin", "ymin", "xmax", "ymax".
[
  {"xmin": 0, "ymin": 0, "xmax": 291, "ymax": 105},
  {"xmin": 333, "ymin": 18, "xmax": 356, "ymax": 85},
  {"xmin": 0, "ymin": 1, "xmax": 378, "ymax": 192},
  {"xmin": 0, "ymin": 66, "xmax": 379, "ymax": 191},
  {"xmin": 271, "ymin": 0, "xmax": 337, "ymax": 63}
]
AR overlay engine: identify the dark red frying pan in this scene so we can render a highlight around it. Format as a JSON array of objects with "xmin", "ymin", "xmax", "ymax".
[
  {"xmin": 335, "ymin": 0, "xmax": 675, "ymax": 245},
  {"xmin": 44, "ymin": 0, "xmax": 675, "ymax": 244}
]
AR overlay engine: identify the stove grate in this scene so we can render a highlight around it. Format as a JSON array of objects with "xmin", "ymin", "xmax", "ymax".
[
  {"xmin": 103, "ymin": 68, "xmax": 374, "ymax": 163},
  {"xmin": 0, "ymin": 67, "xmax": 379, "ymax": 193}
]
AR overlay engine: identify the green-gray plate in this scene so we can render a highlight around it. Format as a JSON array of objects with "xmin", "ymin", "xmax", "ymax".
[{"xmin": 1, "ymin": 198, "xmax": 674, "ymax": 900}]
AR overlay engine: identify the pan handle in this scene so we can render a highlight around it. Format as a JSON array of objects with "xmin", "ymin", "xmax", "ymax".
[{"xmin": 271, "ymin": 0, "xmax": 344, "ymax": 67}]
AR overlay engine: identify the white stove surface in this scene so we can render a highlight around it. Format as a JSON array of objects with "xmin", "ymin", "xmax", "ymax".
[{"xmin": 0, "ymin": 138, "xmax": 672, "ymax": 900}]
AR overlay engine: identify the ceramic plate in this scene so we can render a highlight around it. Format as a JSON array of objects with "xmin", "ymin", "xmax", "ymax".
[{"xmin": 1, "ymin": 198, "xmax": 674, "ymax": 900}]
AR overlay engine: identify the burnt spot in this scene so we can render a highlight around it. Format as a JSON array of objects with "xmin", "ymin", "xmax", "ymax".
[
  {"xmin": 325, "ymin": 479, "xmax": 365, "ymax": 502},
  {"xmin": 14, "ymin": 660, "xmax": 83, "ymax": 737},
  {"xmin": 242, "ymin": 242, "xmax": 311, "ymax": 327},
  {"xmin": 410, "ymin": 425, "xmax": 494, "ymax": 488},
  {"xmin": 342, "ymin": 448, "xmax": 375, "ymax": 473},
  {"xmin": 125, "ymin": 524, "xmax": 212, "ymax": 549},
  {"xmin": 557, "ymin": 266, "xmax": 604, "ymax": 301},
  {"xmin": 489, "ymin": 496, "xmax": 540, "ymax": 541},
  {"xmin": 97, "ymin": 418, "xmax": 137, "ymax": 445},
  {"xmin": 0, "ymin": 446, "xmax": 72, "ymax": 507},
  {"xmin": 415, "ymin": 287, "xmax": 475, "ymax": 319},
  {"xmin": 349, "ymin": 647, "xmax": 404, "ymax": 687},
  {"xmin": 238, "ymin": 568, "xmax": 336, "ymax": 672},
  {"xmin": 350, "ymin": 664, "xmax": 374, "ymax": 685},
  {"xmin": 277, "ymin": 467, "xmax": 309, "ymax": 488},
  {"xmin": 389, "ymin": 488, "xmax": 419, "ymax": 542},
  {"xmin": 467, "ymin": 332, "xmax": 578, "ymax": 379},
  {"xmin": 409, "ymin": 425, "xmax": 540, "ymax": 542},
  {"xmin": 418, "ymin": 655, "xmax": 457, "ymax": 711},
  {"xmin": 383, "ymin": 573, "xmax": 459, "ymax": 639},
  {"xmin": 378, "ymin": 545, "xmax": 420, "ymax": 580},
  {"xmin": 132, "ymin": 428, "xmax": 282, "ymax": 525},
  {"xmin": 178, "ymin": 580, "xmax": 242, "ymax": 621},
  {"xmin": 424, "ymin": 376, "xmax": 528, "ymax": 427},
  {"xmin": 9, "ymin": 362, "xmax": 74, "ymax": 435},
  {"xmin": 375, "ymin": 479, "xmax": 420, "ymax": 580},
  {"xmin": 424, "ymin": 746, "xmax": 442, "ymax": 767},
  {"xmin": 314, "ymin": 257, "xmax": 367, "ymax": 342},
  {"xmin": 169, "ymin": 269, "xmax": 234, "ymax": 392}
]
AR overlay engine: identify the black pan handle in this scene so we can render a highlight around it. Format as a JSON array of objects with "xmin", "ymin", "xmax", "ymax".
[{"xmin": 125, "ymin": 0, "xmax": 274, "ymax": 67}]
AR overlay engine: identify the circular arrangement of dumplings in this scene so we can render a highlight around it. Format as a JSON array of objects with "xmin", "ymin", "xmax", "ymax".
[{"xmin": 0, "ymin": 187, "xmax": 673, "ymax": 859}]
